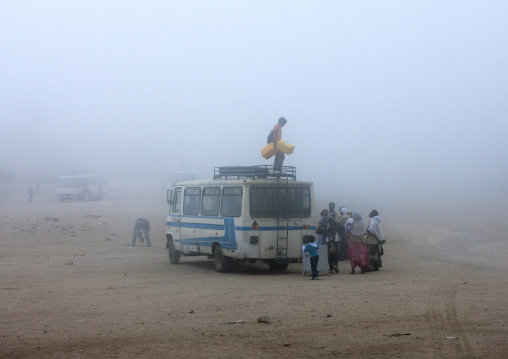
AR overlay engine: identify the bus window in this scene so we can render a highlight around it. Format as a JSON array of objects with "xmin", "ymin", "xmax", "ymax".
[
  {"xmin": 221, "ymin": 187, "xmax": 242, "ymax": 217},
  {"xmin": 290, "ymin": 187, "xmax": 311, "ymax": 217},
  {"xmin": 201, "ymin": 187, "xmax": 220, "ymax": 216},
  {"xmin": 250, "ymin": 186, "xmax": 311, "ymax": 217},
  {"xmin": 249, "ymin": 187, "xmax": 277, "ymax": 217},
  {"xmin": 183, "ymin": 187, "xmax": 201, "ymax": 215},
  {"xmin": 172, "ymin": 188, "xmax": 182, "ymax": 214}
]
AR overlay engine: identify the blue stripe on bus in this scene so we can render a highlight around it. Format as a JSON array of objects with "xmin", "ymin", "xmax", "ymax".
[
  {"xmin": 166, "ymin": 218, "xmax": 317, "ymax": 231},
  {"xmin": 166, "ymin": 216, "xmax": 315, "ymax": 251},
  {"xmin": 167, "ymin": 217, "xmax": 237, "ymax": 250},
  {"xmin": 235, "ymin": 226, "xmax": 317, "ymax": 231},
  {"xmin": 167, "ymin": 222, "xmax": 316, "ymax": 232}
]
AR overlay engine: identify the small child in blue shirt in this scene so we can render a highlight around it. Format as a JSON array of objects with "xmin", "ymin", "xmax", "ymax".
[{"xmin": 303, "ymin": 235, "xmax": 319, "ymax": 280}]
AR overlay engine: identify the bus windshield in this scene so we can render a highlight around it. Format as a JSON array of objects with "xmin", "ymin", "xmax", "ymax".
[{"xmin": 57, "ymin": 177, "xmax": 79, "ymax": 187}]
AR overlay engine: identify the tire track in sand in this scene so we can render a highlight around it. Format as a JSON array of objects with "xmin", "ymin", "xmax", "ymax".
[{"xmin": 426, "ymin": 284, "xmax": 475, "ymax": 358}]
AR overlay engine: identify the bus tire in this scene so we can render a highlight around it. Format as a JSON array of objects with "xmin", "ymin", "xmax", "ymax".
[
  {"xmin": 229, "ymin": 260, "xmax": 238, "ymax": 272},
  {"xmin": 268, "ymin": 260, "xmax": 289, "ymax": 271},
  {"xmin": 214, "ymin": 245, "xmax": 232, "ymax": 273},
  {"xmin": 168, "ymin": 240, "xmax": 181, "ymax": 264}
]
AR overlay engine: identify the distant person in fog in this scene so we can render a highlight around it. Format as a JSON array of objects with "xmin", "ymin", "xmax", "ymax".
[
  {"xmin": 27, "ymin": 185, "xmax": 34, "ymax": 203},
  {"xmin": 132, "ymin": 218, "xmax": 151, "ymax": 247}
]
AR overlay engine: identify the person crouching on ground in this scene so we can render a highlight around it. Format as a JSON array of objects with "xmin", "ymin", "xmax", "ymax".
[
  {"xmin": 303, "ymin": 235, "xmax": 320, "ymax": 280},
  {"xmin": 132, "ymin": 218, "xmax": 151, "ymax": 247},
  {"xmin": 366, "ymin": 210, "xmax": 386, "ymax": 271},
  {"xmin": 345, "ymin": 210, "xmax": 370, "ymax": 274}
]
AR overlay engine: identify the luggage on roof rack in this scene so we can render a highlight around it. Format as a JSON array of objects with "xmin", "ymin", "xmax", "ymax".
[{"xmin": 213, "ymin": 165, "xmax": 296, "ymax": 180}]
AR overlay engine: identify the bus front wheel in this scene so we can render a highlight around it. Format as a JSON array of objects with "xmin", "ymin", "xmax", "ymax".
[
  {"xmin": 214, "ymin": 245, "xmax": 232, "ymax": 273},
  {"xmin": 168, "ymin": 240, "xmax": 181, "ymax": 264}
]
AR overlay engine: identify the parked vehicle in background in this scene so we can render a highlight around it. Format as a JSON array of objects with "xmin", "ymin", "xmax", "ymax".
[
  {"xmin": 56, "ymin": 175, "xmax": 107, "ymax": 202},
  {"xmin": 165, "ymin": 165, "xmax": 318, "ymax": 272}
]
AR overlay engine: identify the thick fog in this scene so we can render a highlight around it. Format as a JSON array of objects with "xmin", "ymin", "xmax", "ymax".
[{"xmin": 1, "ymin": 1, "xmax": 507, "ymax": 205}]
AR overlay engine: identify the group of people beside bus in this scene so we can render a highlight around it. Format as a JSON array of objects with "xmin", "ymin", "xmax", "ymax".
[{"xmin": 312, "ymin": 202, "xmax": 386, "ymax": 277}]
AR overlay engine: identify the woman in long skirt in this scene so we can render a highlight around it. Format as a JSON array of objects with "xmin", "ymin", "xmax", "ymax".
[{"xmin": 345, "ymin": 210, "xmax": 369, "ymax": 274}]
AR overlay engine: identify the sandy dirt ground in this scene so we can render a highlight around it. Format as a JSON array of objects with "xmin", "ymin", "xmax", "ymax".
[{"xmin": 1, "ymin": 178, "xmax": 507, "ymax": 359}]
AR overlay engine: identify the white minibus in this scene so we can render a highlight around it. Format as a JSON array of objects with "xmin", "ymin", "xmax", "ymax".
[
  {"xmin": 56, "ymin": 175, "xmax": 107, "ymax": 202},
  {"xmin": 165, "ymin": 166, "xmax": 318, "ymax": 272}
]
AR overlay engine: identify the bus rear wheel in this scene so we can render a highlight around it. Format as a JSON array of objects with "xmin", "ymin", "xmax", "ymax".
[
  {"xmin": 214, "ymin": 245, "xmax": 232, "ymax": 273},
  {"xmin": 168, "ymin": 240, "xmax": 181, "ymax": 264},
  {"xmin": 268, "ymin": 260, "xmax": 289, "ymax": 271}
]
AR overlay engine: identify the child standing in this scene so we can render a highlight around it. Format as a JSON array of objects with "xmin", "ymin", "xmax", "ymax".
[{"xmin": 303, "ymin": 235, "xmax": 320, "ymax": 280}]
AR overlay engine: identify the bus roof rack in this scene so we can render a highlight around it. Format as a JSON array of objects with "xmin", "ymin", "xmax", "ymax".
[{"xmin": 214, "ymin": 165, "xmax": 296, "ymax": 180}]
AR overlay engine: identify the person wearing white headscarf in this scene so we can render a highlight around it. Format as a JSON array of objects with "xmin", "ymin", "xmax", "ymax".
[
  {"xmin": 366, "ymin": 210, "xmax": 386, "ymax": 271},
  {"xmin": 338, "ymin": 207, "xmax": 351, "ymax": 225},
  {"xmin": 345, "ymin": 210, "xmax": 369, "ymax": 274}
]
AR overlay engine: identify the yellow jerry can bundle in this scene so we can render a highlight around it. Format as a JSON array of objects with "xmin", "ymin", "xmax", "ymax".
[
  {"xmin": 276, "ymin": 140, "xmax": 295, "ymax": 155},
  {"xmin": 261, "ymin": 143, "xmax": 278, "ymax": 159}
]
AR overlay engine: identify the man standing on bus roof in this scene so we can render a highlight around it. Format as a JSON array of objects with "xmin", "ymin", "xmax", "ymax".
[
  {"xmin": 132, "ymin": 218, "xmax": 151, "ymax": 247},
  {"xmin": 269, "ymin": 117, "xmax": 287, "ymax": 173}
]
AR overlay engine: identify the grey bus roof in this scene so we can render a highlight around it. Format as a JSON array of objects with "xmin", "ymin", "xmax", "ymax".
[
  {"xmin": 213, "ymin": 165, "xmax": 296, "ymax": 180},
  {"xmin": 172, "ymin": 178, "xmax": 313, "ymax": 187}
]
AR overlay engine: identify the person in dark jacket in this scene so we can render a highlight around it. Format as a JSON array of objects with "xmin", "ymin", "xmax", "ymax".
[
  {"xmin": 132, "ymin": 218, "xmax": 151, "ymax": 247},
  {"xmin": 268, "ymin": 117, "xmax": 287, "ymax": 172},
  {"xmin": 326, "ymin": 218, "xmax": 340, "ymax": 273},
  {"xmin": 316, "ymin": 209, "xmax": 329, "ymax": 245}
]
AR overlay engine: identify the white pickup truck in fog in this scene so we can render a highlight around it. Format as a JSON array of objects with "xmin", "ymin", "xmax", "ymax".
[{"xmin": 56, "ymin": 175, "xmax": 107, "ymax": 202}]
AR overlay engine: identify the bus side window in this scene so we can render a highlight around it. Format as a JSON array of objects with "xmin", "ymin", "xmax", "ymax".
[
  {"xmin": 172, "ymin": 188, "xmax": 182, "ymax": 214},
  {"xmin": 221, "ymin": 187, "xmax": 242, "ymax": 217},
  {"xmin": 201, "ymin": 187, "xmax": 220, "ymax": 216},
  {"xmin": 249, "ymin": 185, "xmax": 311, "ymax": 217},
  {"xmin": 183, "ymin": 187, "xmax": 201, "ymax": 215}
]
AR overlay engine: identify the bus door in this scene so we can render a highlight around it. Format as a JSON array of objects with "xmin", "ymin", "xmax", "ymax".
[
  {"xmin": 181, "ymin": 187, "xmax": 201, "ymax": 253},
  {"xmin": 287, "ymin": 219, "xmax": 303, "ymax": 258},
  {"xmin": 171, "ymin": 187, "xmax": 183, "ymax": 247}
]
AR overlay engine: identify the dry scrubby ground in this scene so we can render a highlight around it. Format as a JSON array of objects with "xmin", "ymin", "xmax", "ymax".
[{"xmin": 1, "ymin": 179, "xmax": 507, "ymax": 358}]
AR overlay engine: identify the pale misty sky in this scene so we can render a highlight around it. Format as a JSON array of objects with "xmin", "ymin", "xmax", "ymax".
[{"xmin": 1, "ymin": 1, "xmax": 507, "ymax": 200}]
